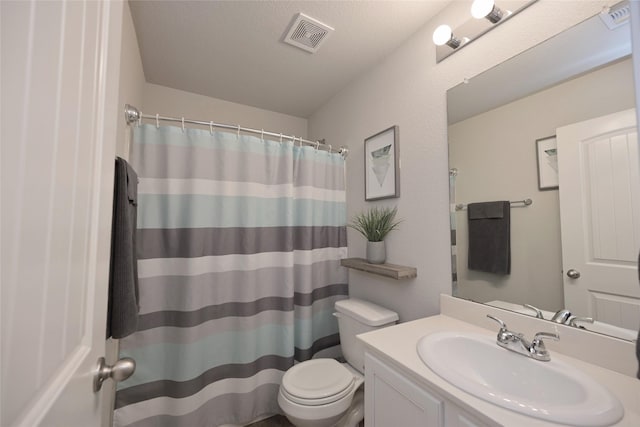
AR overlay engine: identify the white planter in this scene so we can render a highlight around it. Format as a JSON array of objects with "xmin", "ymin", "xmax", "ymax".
[{"xmin": 366, "ymin": 240, "xmax": 386, "ymax": 264}]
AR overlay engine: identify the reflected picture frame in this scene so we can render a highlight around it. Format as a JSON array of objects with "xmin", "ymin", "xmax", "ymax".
[
  {"xmin": 365, "ymin": 126, "xmax": 400, "ymax": 201},
  {"xmin": 536, "ymin": 135, "xmax": 559, "ymax": 190}
]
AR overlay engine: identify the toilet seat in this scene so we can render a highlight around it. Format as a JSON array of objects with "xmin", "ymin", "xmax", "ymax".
[{"xmin": 281, "ymin": 359, "xmax": 356, "ymax": 406}]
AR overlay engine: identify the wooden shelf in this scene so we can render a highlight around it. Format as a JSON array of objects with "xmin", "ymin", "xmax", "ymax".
[{"xmin": 340, "ymin": 258, "xmax": 417, "ymax": 280}]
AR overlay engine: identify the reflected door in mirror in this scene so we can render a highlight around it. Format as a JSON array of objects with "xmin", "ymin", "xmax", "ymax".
[{"xmin": 558, "ymin": 108, "xmax": 640, "ymax": 330}]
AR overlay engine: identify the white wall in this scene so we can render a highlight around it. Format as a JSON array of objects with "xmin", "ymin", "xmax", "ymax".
[
  {"xmin": 449, "ymin": 58, "xmax": 635, "ymax": 312},
  {"xmin": 308, "ymin": 1, "xmax": 618, "ymax": 322},
  {"xmin": 142, "ymin": 83, "xmax": 308, "ymax": 138},
  {"xmin": 116, "ymin": 2, "xmax": 145, "ymax": 159}
]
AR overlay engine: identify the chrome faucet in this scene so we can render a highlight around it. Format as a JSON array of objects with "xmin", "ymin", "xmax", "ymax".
[
  {"xmin": 551, "ymin": 309, "xmax": 595, "ymax": 329},
  {"xmin": 487, "ymin": 315, "xmax": 560, "ymax": 362},
  {"xmin": 551, "ymin": 309, "xmax": 572, "ymax": 324}
]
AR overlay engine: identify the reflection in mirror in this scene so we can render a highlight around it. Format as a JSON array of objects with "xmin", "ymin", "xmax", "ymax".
[{"xmin": 447, "ymin": 4, "xmax": 639, "ymax": 341}]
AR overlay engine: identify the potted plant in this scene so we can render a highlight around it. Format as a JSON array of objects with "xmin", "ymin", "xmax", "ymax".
[{"xmin": 348, "ymin": 206, "xmax": 402, "ymax": 264}]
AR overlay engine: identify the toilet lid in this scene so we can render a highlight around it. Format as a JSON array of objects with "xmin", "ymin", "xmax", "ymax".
[{"xmin": 281, "ymin": 359, "xmax": 355, "ymax": 406}]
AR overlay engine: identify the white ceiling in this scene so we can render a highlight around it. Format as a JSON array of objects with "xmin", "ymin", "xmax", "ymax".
[{"xmin": 129, "ymin": 0, "xmax": 451, "ymax": 118}]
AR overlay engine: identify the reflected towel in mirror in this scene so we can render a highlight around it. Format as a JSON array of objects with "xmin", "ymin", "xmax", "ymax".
[{"xmin": 467, "ymin": 201, "xmax": 510, "ymax": 275}]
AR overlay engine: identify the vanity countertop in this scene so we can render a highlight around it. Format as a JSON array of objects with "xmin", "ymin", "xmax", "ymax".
[{"xmin": 357, "ymin": 314, "xmax": 640, "ymax": 427}]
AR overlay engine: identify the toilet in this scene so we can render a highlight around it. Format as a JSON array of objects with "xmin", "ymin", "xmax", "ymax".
[{"xmin": 278, "ymin": 298, "xmax": 399, "ymax": 427}]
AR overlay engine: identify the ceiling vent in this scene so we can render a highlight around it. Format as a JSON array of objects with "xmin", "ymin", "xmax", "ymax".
[
  {"xmin": 283, "ymin": 13, "xmax": 334, "ymax": 53},
  {"xmin": 599, "ymin": 3, "xmax": 630, "ymax": 30}
]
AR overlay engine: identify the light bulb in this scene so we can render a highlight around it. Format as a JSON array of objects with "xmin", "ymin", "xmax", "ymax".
[
  {"xmin": 471, "ymin": 0, "xmax": 503, "ymax": 23},
  {"xmin": 432, "ymin": 25, "xmax": 453, "ymax": 46},
  {"xmin": 471, "ymin": 0, "xmax": 495, "ymax": 19}
]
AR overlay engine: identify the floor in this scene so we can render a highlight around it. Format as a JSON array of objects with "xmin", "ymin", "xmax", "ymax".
[
  {"xmin": 245, "ymin": 415, "xmax": 294, "ymax": 427},
  {"xmin": 245, "ymin": 415, "xmax": 364, "ymax": 427}
]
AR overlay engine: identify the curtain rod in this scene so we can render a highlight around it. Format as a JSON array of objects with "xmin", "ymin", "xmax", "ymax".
[
  {"xmin": 123, "ymin": 104, "xmax": 348, "ymax": 158},
  {"xmin": 455, "ymin": 198, "xmax": 533, "ymax": 211}
]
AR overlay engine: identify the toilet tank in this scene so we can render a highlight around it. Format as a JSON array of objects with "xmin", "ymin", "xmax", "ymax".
[{"xmin": 334, "ymin": 298, "xmax": 399, "ymax": 373}]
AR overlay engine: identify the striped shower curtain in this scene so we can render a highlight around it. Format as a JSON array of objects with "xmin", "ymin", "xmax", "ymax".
[
  {"xmin": 449, "ymin": 168, "xmax": 458, "ymax": 293},
  {"xmin": 113, "ymin": 124, "xmax": 348, "ymax": 427}
]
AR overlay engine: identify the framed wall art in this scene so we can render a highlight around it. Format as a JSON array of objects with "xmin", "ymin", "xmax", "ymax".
[
  {"xmin": 535, "ymin": 136, "xmax": 559, "ymax": 190},
  {"xmin": 365, "ymin": 125, "xmax": 400, "ymax": 201}
]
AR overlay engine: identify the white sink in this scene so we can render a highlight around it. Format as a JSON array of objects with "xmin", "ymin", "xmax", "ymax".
[{"xmin": 417, "ymin": 331, "xmax": 624, "ymax": 426}]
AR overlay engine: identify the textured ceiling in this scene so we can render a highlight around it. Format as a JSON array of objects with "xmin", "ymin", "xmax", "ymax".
[{"xmin": 129, "ymin": 0, "xmax": 451, "ymax": 118}]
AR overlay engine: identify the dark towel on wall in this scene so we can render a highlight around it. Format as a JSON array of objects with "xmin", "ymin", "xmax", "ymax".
[
  {"xmin": 467, "ymin": 201, "xmax": 511, "ymax": 275},
  {"xmin": 106, "ymin": 157, "xmax": 140, "ymax": 339}
]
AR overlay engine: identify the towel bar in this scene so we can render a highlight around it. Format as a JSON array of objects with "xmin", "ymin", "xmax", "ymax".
[{"xmin": 455, "ymin": 198, "xmax": 532, "ymax": 211}]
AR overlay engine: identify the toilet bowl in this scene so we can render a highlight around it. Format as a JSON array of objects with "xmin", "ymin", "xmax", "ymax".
[
  {"xmin": 278, "ymin": 298, "xmax": 398, "ymax": 427},
  {"xmin": 278, "ymin": 359, "xmax": 364, "ymax": 427}
]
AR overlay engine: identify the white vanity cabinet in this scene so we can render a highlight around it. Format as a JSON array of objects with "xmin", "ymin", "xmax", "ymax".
[
  {"xmin": 364, "ymin": 352, "xmax": 495, "ymax": 427},
  {"xmin": 358, "ymin": 299, "xmax": 640, "ymax": 427}
]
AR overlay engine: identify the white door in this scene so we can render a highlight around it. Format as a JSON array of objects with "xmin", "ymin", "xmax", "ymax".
[
  {"xmin": 1, "ymin": 1, "xmax": 123, "ymax": 425},
  {"xmin": 557, "ymin": 108, "xmax": 640, "ymax": 330}
]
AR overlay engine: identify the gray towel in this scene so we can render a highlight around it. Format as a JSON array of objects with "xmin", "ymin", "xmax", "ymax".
[
  {"xmin": 467, "ymin": 201, "xmax": 511, "ymax": 275},
  {"xmin": 107, "ymin": 157, "xmax": 139, "ymax": 339}
]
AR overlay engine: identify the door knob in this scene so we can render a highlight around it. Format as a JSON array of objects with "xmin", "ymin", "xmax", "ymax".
[
  {"xmin": 566, "ymin": 269, "xmax": 581, "ymax": 279},
  {"xmin": 93, "ymin": 357, "xmax": 136, "ymax": 392}
]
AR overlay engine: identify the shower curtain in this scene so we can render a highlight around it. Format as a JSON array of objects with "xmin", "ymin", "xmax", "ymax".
[
  {"xmin": 113, "ymin": 124, "xmax": 348, "ymax": 427},
  {"xmin": 449, "ymin": 169, "xmax": 458, "ymax": 293}
]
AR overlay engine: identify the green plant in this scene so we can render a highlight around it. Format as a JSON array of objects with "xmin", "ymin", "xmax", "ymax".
[{"xmin": 348, "ymin": 206, "xmax": 402, "ymax": 242}]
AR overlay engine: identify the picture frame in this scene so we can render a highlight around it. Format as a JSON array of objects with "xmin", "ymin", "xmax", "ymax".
[
  {"xmin": 535, "ymin": 135, "xmax": 559, "ymax": 190},
  {"xmin": 365, "ymin": 125, "xmax": 400, "ymax": 201}
]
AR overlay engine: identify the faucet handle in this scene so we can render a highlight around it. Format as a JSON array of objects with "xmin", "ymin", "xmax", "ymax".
[
  {"xmin": 523, "ymin": 304, "xmax": 544, "ymax": 319},
  {"xmin": 487, "ymin": 315, "xmax": 519, "ymax": 344},
  {"xmin": 529, "ymin": 331, "xmax": 559, "ymax": 361},
  {"xmin": 531, "ymin": 331, "xmax": 560, "ymax": 350},
  {"xmin": 533, "ymin": 331, "xmax": 560, "ymax": 342},
  {"xmin": 568, "ymin": 316, "xmax": 594, "ymax": 328},
  {"xmin": 486, "ymin": 314, "xmax": 507, "ymax": 330}
]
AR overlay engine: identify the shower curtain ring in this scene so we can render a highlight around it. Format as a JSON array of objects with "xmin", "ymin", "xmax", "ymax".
[
  {"xmin": 210, "ymin": 121, "xmax": 214, "ymax": 135},
  {"xmin": 261, "ymin": 129, "xmax": 264, "ymax": 141},
  {"xmin": 329, "ymin": 144, "xmax": 332, "ymax": 154},
  {"xmin": 181, "ymin": 117, "xmax": 185, "ymax": 132},
  {"xmin": 155, "ymin": 113, "xmax": 159, "ymax": 128},
  {"xmin": 237, "ymin": 125, "xmax": 240, "ymax": 138},
  {"xmin": 279, "ymin": 133, "xmax": 283, "ymax": 144},
  {"xmin": 315, "ymin": 141, "xmax": 320, "ymax": 150}
]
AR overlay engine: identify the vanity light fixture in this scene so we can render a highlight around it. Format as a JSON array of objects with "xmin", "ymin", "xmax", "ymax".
[
  {"xmin": 471, "ymin": 0, "xmax": 505, "ymax": 24},
  {"xmin": 433, "ymin": 0, "xmax": 538, "ymax": 63},
  {"xmin": 432, "ymin": 25, "xmax": 462, "ymax": 49}
]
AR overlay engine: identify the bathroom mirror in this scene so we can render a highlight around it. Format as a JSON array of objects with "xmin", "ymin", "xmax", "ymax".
[{"xmin": 447, "ymin": 4, "xmax": 639, "ymax": 341}]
